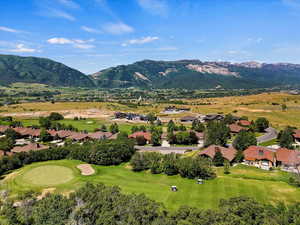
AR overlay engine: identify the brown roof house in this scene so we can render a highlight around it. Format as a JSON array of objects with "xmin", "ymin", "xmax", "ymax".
[
  {"xmin": 129, "ymin": 131, "xmax": 152, "ymax": 144},
  {"xmin": 11, "ymin": 143, "xmax": 49, "ymax": 153},
  {"xmin": 199, "ymin": 145, "xmax": 237, "ymax": 162},
  {"xmin": 229, "ymin": 124, "xmax": 247, "ymax": 134},
  {"xmin": 243, "ymin": 146, "xmax": 276, "ymax": 170},
  {"xmin": 88, "ymin": 131, "xmax": 113, "ymax": 140},
  {"xmin": 276, "ymin": 148, "xmax": 300, "ymax": 172}
]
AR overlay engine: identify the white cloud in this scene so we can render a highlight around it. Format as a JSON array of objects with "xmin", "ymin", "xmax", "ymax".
[
  {"xmin": 247, "ymin": 37, "xmax": 263, "ymax": 44},
  {"xmin": 47, "ymin": 37, "xmax": 74, "ymax": 44},
  {"xmin": 57, "ymin": 0, "xmax": 80, "ymax": 9},
  {"xmin": 9, "ymin": 44, "xmax": 39, "ymax": 53},
  {"xmin": 0, "ymin": 26, "xmax": 20, "ymax": 33},
  {"xmin": 122, "ymin": 36, "xmax": 159, "ymax": 46},
  {"xmin": 47, "ymin": 37, "xmax": 95, "ymax": 49},
  {"xmin": 137, "ymin": 0, "xmax": 168, "ymax": 16},
  {"xmin": 46, "ymin": 8, "xmax": 76, "ymax": 21},
  {"xmin": 81, "ymin": 26, "xmax": 102, "ymax": 33},
  {"xmin": 102, "ymin": 22, "xmax": 134, "ymax": 35}
]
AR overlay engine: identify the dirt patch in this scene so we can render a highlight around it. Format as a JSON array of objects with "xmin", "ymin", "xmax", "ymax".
[
  {"xmin": 77, "ymin": 164, "xmax": 95, "ymax": 176},
  {"xmin": 37, "ymin": 188, "xmax": 56, "ymax": 200},
  {"xmin": 237, "ymin": 107, "xmax": 272, "ymax": 113}
]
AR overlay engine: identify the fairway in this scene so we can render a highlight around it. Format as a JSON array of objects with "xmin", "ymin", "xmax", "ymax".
[
  {"xmin": 21, "ymin": 165, "xmax": 74, "ymax": 186},
  {"xmin": 1, "ymin": 160, "xmax": 300, "ymax": 210}
]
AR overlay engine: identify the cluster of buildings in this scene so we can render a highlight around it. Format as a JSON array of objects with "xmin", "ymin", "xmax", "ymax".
[
  {"xmin": 199, "ymin": 145, "xmax": 300, "ymax": 173},
  {"xmin": 163, "ymin": 106, "xmax": 191, "ymax": 114},
  {"xmin": 0, "ymin": 125, "xmax": 117, "ymax": 156},
  {"xmin": 114, "ymin": 112, "xmax": 155, "ymax": 121}
]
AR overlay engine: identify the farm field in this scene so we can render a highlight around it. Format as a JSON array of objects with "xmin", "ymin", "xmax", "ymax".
[
  {"xmin": 1, "ymin": 160, "xmax": 299, "ymax": 211},
  {"xmin": 1, "ymin": 92, "xmax": 300, "ymax": 129}
]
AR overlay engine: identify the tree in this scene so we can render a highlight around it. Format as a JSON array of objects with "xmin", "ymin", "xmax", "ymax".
[
  {"xmin": 213, "ymin": 150, "xmax": 224, "ymax": 166},
  {"xmin": 279, "ymin": 127, "xmax": 294, "ymax": 149},
  {"xmin": 234, "ymin": 150, "xmax": 244, "ymax": 163},
  {"xmin": 255, "ymin": 117, "xmax": 269, "ymax": 132},
  {"xmin": 281, "ymin": 104, "xmax": 287, "ymax": 111},
  {"xmin": 136, "ymin": 135, "xmax": 147, "ymax": 146},
  {"xmin": 167, "ymin": 120, "xmax": 176, "ymax": 132},
  {"xmin": 178, "ymin": 124, "xmax": 187, "ymax": 131},
  {"xmin": 167, "ymin": 131, "xmax": 176, "ymax": 144},
  {"xmin": 131, "ymin": 125, "xmax": 139, "ymax": 133},
  {"xmin": 0, "ymin": 137, "xmax": 14, "ymax": 152},
  {"xmin": 224, "ymin": 160, "xmax": 230, "ymax": 174},
  {"xmin": 39, "ymin": 117, "xmax": 51, "ymax": 129},
  {"xmin": 109, "ymin": 123, "xmax": 119, "ymax": 134},
  {"xmin": 204, "ymin": 121, "xmax": 230, "ymax": 146},
  {"xmin": 233, "ymin": 130, "xmax": 257, "ymax": 151},
  {"xmin": 4, "ymin": 128, "xmax": 21, "ymax": 141},
  {"xmin": 100, "ymin": 124, "xmax": 107, "ymax": 132},
  {"xmin": 40, "ymin": 129, "xmax": 53, "ymax": 142},
  {"xmin": 192, "ymin": 120, "xmax": 205, "ymax": 132},
  {"xmin": 151, "ymin": 130, "xmax": 162, "ymax": 146},
  {"xmin": 48, "ymin": 112, "xmax": 64, "ymax": 121},
  {"xmin": 224, "ymin": 113, "xmax": 235, "ymax": 124},
  {"xmin": 146, "ymin": 113, "xmax": 156, "ymax": 124}
]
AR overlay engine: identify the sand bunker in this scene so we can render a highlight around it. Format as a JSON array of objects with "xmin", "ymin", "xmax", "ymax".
[{"xmin": 77, "ymin": 164, "xmax": 95, "ymax": 176}]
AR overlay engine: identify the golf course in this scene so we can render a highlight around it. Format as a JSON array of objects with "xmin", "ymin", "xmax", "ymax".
[{"xmin": 1, "ymin": 160, "xmax": 300, "ymax": 210}]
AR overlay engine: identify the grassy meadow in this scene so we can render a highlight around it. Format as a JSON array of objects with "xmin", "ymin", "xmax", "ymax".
[
  {"xmin": 0, "ymin": 92, "xmax": 300, "ymax": 129},
  {"xmin": 1, "ymin": 160, "xmax": 299, "ymax": 211}
]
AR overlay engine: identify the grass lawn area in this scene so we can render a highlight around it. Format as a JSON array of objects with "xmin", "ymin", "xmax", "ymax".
[
  {"xmin": 1, "ymin": 160, "xmax": 300, "ymax": 211},
  {"xmin": 259, "ymin": 138, "xmax": 278, "ymax": 147}
]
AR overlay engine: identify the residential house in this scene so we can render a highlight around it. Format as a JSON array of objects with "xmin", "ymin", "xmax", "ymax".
[
  {"xmin": 238, "ymin": 120, "xmax": 252, "ymax": 127},
  {"xmin": 276, "ymin": 148, "xmax": 300, "ymax": 173},
  {"xmin": 203, "ymin": 114, "xmax": 224, "ymax": 122},
  {"xmin": 199, "ymin": 145, "xmax": 237, "ymax": 163},
  {"xmin": 229, "ymin": 124, "xmax": 247, "ymax": 134},
  {"xmin": 180, "ymin": 116, "xmax": 197, "ymax": 122},
  {"xmin": 68, "ymin": 132, "xmax": 90, "ymax": 142},
  {"xmin": 128, "ymin": 131, "xmax": 152, "ymax": 143},
  {"xmin": 88, "ymin": 131, "xmax": 113, "ymax": 140},
  {"xmin": 243, "ymin": 146, "xmax": 276, "ymax": 170},
  {"xmin": 11, "ymin": 143, "xmax": 49, "ymax": 153}
]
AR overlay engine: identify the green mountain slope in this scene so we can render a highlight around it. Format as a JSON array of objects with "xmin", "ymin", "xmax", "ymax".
[
  {"xmin": 0, "ymin": 54, "xmax": 95, "ymax": 87},
  {"xmin": 91, "ymin": 60, "xmax": 300, "ymax": 89}
]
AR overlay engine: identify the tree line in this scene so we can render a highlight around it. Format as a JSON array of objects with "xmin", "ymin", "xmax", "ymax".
[
  {"xmin": 130, "ymin": 152, "xmax": 216, "ymax": 179},
  {"xmin": 1, "ymin": 182, "xmax": 300, "ymax": 225}
]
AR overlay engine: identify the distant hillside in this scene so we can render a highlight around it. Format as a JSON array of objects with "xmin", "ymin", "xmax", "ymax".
[
  {"xmin": 91, "ymin": 60, "xmax": 300, "ymax": 89},
  {"xmin": 0, "ymin": 54, "xmax": 95, "ymax": 87}
]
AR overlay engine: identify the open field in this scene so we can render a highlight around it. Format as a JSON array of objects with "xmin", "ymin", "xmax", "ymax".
[
  {"xmin": 1, "ymin": 160, "xmax": 299, "ymax": 210},
  {"xmin": 1, "ymin": 93, "xmax": 300, "ymax": 129}
]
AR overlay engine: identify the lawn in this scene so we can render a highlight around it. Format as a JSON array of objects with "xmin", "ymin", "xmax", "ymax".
[{"xmin": 1, "ymin": 160, "xmax": 300, "ymax": 210}]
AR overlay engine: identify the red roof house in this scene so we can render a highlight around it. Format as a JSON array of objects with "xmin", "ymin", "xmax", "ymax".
[
  {"xmin": 11, "ymin": 143, "xmax": 49, "ymax": 153},
  {"xmin": 238, "ymin": 120, "xmax": 252, "ymax": 127},
  {"xmin": 199, "ymin": 145, "xmax": 237, "ymax": 162},
  {"xmin": 229, "ymin": 124, "xmax": 247, "ymax": 133},
  {"xmin": 128, "ymin": 132, "xmax": 152, "ymax": 142}
]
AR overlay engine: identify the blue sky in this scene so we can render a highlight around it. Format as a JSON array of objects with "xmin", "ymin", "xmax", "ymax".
[{"xmin": 1, "ymin": 0, "xmax": 300, "ymax": 74}]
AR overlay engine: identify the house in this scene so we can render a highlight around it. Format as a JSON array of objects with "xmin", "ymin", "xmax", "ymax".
[
  {"xmin": 243, "ymin": 146, "xmax": 276, "ymax": 170},
  {"xmin": 55, "ymin": 130, "xmax": 76, "ymax": 139},
  {"xmin": 180, "ymin": 116, "xmax": 197, "ymax": 122},
  {"xmin": 68, "ymin": 132, "xmax": 90, "ymax": 142},
  {"xmin": 229, "ymin": 124, "xmax": 247, "ymax": 134},
  {"xmin": 292, "ymin": 130, "xmax": 300, "ymax": 146},
  {"xmin": 199, "ymin": 145, "xmax": 237, "ymax": 162},
  {"xmin": 13, "ymin": 127, "xmax": 41, "ymax": 138},
  {"xmin": 88, "ymin": 131, "xmax": 113, "ymax": 140},
  {"xmin": 203, "ymin": 114, "xmax": 224, "ymax": 122},
  {"xmin": 128, "ymin": 131, "xmax": 152, "ymax": 143},
  {"xmin": 238, "ymin": 120, "xmax": 252, "ymax": 127},
  {"xmin": 11, "ymin": 143, "xmax": 49, "ymax": 153},
  {"xmin": 276, "ymin": 148, "xmax": 300, "ymax": 172}
]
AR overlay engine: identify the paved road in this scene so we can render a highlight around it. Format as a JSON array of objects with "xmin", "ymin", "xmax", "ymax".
[
  {"xmin": 256, "ymin": 127, "xmax": 278, "ymax": 144},
  {"xmin": 135, "ymin": 146, "xmax": 199, "ymax": 154}
]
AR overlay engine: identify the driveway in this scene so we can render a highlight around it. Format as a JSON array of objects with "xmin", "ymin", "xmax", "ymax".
[{"xmin": 256, "ymin": 127, "xmax": 278, "ymax": 144}]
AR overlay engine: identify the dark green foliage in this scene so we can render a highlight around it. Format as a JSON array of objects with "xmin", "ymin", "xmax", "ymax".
[
  {"xmin": 151, "ymin": 129, "xmax": 162, "ymax": 146},
  {"xmin": 48, "ymin": 112, "xmax": 64, "ymax": 121},
  {"xmin": 255, "ymin": 117, "xmax": 269, "ymax": 132},
  {"xmin": 0, "ymin": 137, "xmax": 14, "ymax": 152},
  {"xmin": 109, "ymin": 122, "xmax": 119, "ymax": 134},
  {"xmin": 4, "ymin": 128, "xmax": 21, "ymax": 140},
  {"xmin": 39, "ymin": 129, "xmax": 53, "ymax": 142},
  {"xmin": 167, "ymin": 120, "xmax": 176, "ymax": 132},
  {"xmin": 136, "ymin": 135, "xmax": 147, "ymax": 146},
  {"xmin": 130, "ymin": 152, "xmax": 216, "ymax": 180},
  {"xmin": 279, "ymin": 127, "xmax": 294, "ymax": 149},
  {"xmin": 212, "ymin": 150, "xmax": 224, "ymax": 166},
  {"xmin": 0, "ymin": 54, "xmax": 95, "ymax": 87},
  {"xmin": 234, "ymin": 150, "xmax": 244, "ymax": 162},
  {"xmin": 224, "ymin": 113, "xmax": 235, "ymax": 124},
  {"xmin": 39, "ymin": 117, "xmax": 51, "ymax": 129},
  {"xmin": 100, "ymin": 124, "xmax": 107, "ymax": 132},
  {"xmin": 205, "ymin": 121, "xmax": 230, "ymax": 146},
  {"xmin": 192, "ymin": 120, "xmax": 205, "ymax": 132},
  {"xmin": 224, "ymin": 161, "xmax": 230, "ymax": 174},
  {"xmin": 233, "ymin": 130, "xmax": 257, "ymax": 151}
]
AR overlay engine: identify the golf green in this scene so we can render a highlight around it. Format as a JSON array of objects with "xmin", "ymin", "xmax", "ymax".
[{"xmin": 20, "ymin": 165, "xmax": 74, "ymax": 186}]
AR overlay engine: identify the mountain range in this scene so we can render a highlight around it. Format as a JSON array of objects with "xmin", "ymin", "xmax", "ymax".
[{"xmin": 2, "ymin": 54, "xmax": 300, "ymax": 89}]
